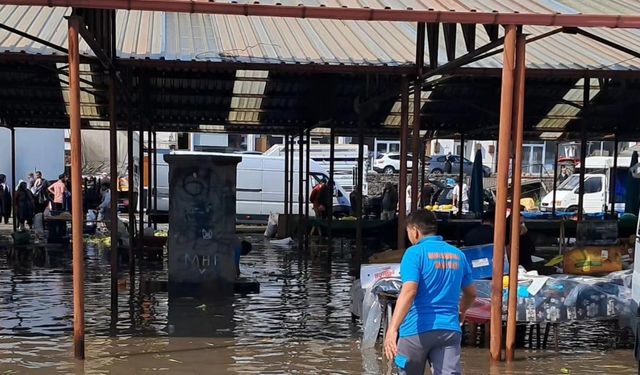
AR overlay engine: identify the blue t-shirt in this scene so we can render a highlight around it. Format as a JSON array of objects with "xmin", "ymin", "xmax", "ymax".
[{"xmin": 399, "ymin": 236, "xmax": 473, "ymax": 337}]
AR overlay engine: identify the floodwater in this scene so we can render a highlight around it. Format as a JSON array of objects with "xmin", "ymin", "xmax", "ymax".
[{"xmin": 0, "ymin": 236, "xmax": 637, "ymax": 374}]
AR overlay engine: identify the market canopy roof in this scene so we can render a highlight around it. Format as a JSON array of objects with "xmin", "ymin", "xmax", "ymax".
[
  {"xmin": 1, "ymin": 3, "xmax": 640, "ymax": 139},
  {"xmin": 4, "ymin": 0, "xmax": 640, "ymax": 28}
]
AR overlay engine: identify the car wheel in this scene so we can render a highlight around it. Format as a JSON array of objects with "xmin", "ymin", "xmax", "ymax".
[
  {"xmin": 566, "ymin": 205, "xmax": 578, "ymax": 213},
  {"xmin": 383, "ymin": 166, "xmax": 396, "ymax": 175}
]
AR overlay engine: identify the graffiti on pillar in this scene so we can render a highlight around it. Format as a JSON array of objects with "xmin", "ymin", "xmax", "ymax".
[
  {"xmin": 166, "ymin": 155, "xmax": 240, "ymax": 284},
  {"xmin": 183, "ymin": 253, "xmax": 217, "ymax": 274}
]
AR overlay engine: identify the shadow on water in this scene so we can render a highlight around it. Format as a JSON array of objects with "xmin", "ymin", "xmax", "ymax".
[{"xmin": 0, "ymin": 237, "xmax": 637, "ymax": 374}]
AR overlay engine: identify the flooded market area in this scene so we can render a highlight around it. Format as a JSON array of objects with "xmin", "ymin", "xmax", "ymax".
[
  {"xmin": 0, "ymin": 236, "xmax": 636, "ymax": 374},
  {"xmin": 3, "ymin": 1, "xmax": 640, "ymax": 374}
]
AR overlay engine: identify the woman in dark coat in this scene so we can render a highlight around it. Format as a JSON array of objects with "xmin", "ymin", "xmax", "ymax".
[
  {"xmin": 14, "ymin": 180, "xmax": 35, "ymax": 231},
  {"xmin": 0, "ymin": 174, "xmax": 11, "ymax": 224}
]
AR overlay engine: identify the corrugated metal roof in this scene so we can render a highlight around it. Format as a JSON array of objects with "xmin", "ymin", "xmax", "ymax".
[
  {"xmin": 2, "ymin": 5, "xmax": 640, "ymax": 72},
  {"xmin": 8, "ymin": 0, "xmax": 640, "ymax": 28}
]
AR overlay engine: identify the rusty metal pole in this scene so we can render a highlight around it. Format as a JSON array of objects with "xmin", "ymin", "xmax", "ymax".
[
  {"xmin": 610, "ymin": 136, "xmax": 618, "ymax": 216},
  {"xmin": 108, "ymin": 76, "xmax": 119, "ymax": 333},
  {"xmin": 411, "ymin": 22, "xmax": 425, "ymax": 212},
  {"xmin": 506, "ymin": 33, "xmax": 526, "ymax": 362},
  {"xmin": 138, "ymin": 123, "xmax": 145, "ymax": 253},
  {"xmin": 68, "ymin": 17, "xmax": 85, "ymax": 360},
  {"xmin": 490, "ymin": 24, "xmax": 517, "ymax": 362},
  {"xmin": 11, "ymin": 127, "xmax": 16, "ymax": 231},
  {"xmin": 421, "ymin": 138, "xmax": 428, "ymax": 200},
  {"xmin": 398, "ymin": 76, "xmax": 410, "ymax": 250},
  {"xmin": 577, "ymin": 78, "xmax": 589, "ymax": 221}
]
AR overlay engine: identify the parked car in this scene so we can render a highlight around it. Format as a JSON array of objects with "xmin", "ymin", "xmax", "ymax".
[
  {"xmin": 373, "ymin": 153, "xmax": 416, "ymax": 174},
  {"xmin": 427, "ymin": 154, "xmax": 492, "ymax": 177}
]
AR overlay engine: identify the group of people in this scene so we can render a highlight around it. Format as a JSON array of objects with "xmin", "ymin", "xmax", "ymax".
[
  {"xmin": 378, "ymin": 177, "xmax": 470, "ymax": 220},
  {"xmin": 0, "ymin": 172, "xmax": 70, "ymax": 230},
  {"xmin": 0, "ymin": 172, "xmax": 116, "ymax": 231}
]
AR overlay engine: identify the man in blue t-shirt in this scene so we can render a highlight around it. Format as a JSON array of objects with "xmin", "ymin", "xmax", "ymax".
[{"xmin": 384, "ymin": 210, "xmax": 476, "ymax": 375}]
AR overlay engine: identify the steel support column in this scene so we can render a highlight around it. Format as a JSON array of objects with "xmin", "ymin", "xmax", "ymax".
[
  {"xmin": 490, "ymin": 24, "xmax": 517, "ymax": 362},
  {"xmin": 356, "ymin": 120, "xmax": 364, "ymax": 262},
  {"xmin": 398, "ymin": 76, "xmax": 410, "ymax": 251},
  {"xmin": 421, "ymin": 137, "xmax": 428, "ymax": 200},
  {"xmin": 458, "ymin": 134, "xmax": 465, "ymax": 217},
  {"xmin": 67, "ymin": 17, "xmax": 85, "ymax": 360},
  {"xmin": 138, "ymin": 122, "xmax": 145, "ymax": 252},
  {"xmin": 146, "ymin": 128, "xmax": 152, "ymax": 226},
  {"xmin": 411, "ymin": 22, "xmax": 425, "ymax": 212},
  {"xmin": 305, "ymin": 129, "xmax": 311, "ymax": 220},
  {"xmin": 506, "ymin": 33, "xmax": 526, "ymax": 362},
  {"xmin": 610, "ymin": 136, "xmax": 618, "ymax": 216},
  {"xmin": 127, "ymin": 111, "xmax": 135, "ymax": 285},
  {"xmin": 577, "ymin": 79, "xmax": 590, "ymax": 221},
  {"xmin": 153, "ymin": 130, "xmax": 158, "ymax": 229},
  {"xmin": 298, "ymin": 127, "xmax": 304, "ymax": 247},
  {"xmin": 10, "ymin": 127, "xmax": 16, "ymax": 231},
  {"xmin": 328, "ymin": 127, "xmax": 335, "ymax": 244},
  {"xmin": 289, "ymin": 135, "xmax": 295, "ymax": 224},
  {"xmin": 108, "ymin": 76, "xmax": 118, "ymax": 333},
  {"xmin": 284, "ymin": 134, "xmax": 290, "ymax": 229},
  {"xmin": 552, "ymin": 142, "xmax": 559, "ymax": 216},
  {"xmin": 305, "ymin": 128, "xmax": 311, "ymax": 249}
]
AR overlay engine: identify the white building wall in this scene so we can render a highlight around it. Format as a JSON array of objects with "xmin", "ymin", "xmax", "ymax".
[
  {"xmin": 430, "ymin": 139, "xmax": 497, "ymax": 172},
  {"xmin": 190, "ymin": 133, "xmax": 229, "ymax": 150},
  {"xmin": 0, "ymin": 128, "xmax": 65, "ymax": 185}
]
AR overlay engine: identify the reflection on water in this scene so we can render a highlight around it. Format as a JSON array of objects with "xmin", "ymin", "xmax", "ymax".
[{"xmin": 0, "ymin": 237, "xmax": 637, "ymax": 374}]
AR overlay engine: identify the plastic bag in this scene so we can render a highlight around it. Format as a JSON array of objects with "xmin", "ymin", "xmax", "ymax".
[
  {"xmin": 264, "ymin": 213, "xmax": 278, "ymax": 238},
  {"xmin": 350, "ymin": 280, "xmax": 364, "ymax": 318},
  {"xmin": 86, "ymin": 209, "xmax": 97, "ymax": 226},
  {"xmin": 361, "ymin": 278, "xmax": 402, "ymax": 348},
  {"xmin": 361, "ymin": 288, "xmax": 383, "ymax": 348}
]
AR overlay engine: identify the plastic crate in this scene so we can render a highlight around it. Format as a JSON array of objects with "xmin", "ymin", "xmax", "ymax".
[{"xmin": 461, "ymin": 244, "xmax": 509, "ymax": 280}]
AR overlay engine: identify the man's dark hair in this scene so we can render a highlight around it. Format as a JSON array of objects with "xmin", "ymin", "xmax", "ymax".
[
  {"xmin": 406, "ymin": 209, "xmax": 438, "ymax": 235},
  {"xmin": 482, "ymin": 210, "xmax": 495, "ymax": 224},
  {"xmin": 59, "ymin": 174, "xmax": 66, "ymax": 180},
  {"xmin": 36, "ymin": 171, "xmax": 42, "ymax": 175}
]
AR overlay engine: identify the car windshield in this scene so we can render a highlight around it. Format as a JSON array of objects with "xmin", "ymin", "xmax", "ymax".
[{"xmin": 558, "ymin": 174, "xmax": 580, "ymax": 191}]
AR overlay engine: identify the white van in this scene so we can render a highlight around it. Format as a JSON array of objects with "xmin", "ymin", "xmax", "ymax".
[
  {"xmin": 151, "ymin": 150, "xmax": 351, "ymax": 223},
  {"xmin": 540, "ymin": 173, "xmax": 608, "ymax": 213},
  {"xmin": 263, "ymin": 144, "xmax": 369, "ymax": 196},
  {"xmin": 540, "ymin": 156, "xmax": 631, "ymax": 213}
]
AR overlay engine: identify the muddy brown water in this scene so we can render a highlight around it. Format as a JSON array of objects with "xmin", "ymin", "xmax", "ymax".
[{"xmin": 0, "ymin": 236, "xmax": 637, "ymax": 374}]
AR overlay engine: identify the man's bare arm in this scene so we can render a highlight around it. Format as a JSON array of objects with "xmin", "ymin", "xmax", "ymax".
[{"xmin": 459, "ymin": 284, "xmax": 477, "ymax": 322}]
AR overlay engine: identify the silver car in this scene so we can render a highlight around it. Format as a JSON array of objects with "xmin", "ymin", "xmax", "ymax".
[{"xmin": 427, "ymin": 154, "xmax": 492, "ymax": 177}]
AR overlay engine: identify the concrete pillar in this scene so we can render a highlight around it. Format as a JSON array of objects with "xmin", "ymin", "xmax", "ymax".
[{"xmin": 164, "ymin": 154, "xmax": 241, "ymax": 294}]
